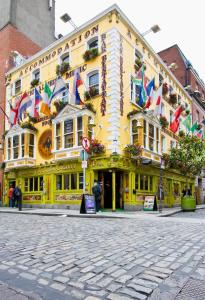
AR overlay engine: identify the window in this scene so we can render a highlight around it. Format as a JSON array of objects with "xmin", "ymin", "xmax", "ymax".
[
  {"xmin": 88, "ymin": 117, "xmax": 93, "ymax": 140},
  {"xmin": 88, "ymin": 37, "xmax": 98, "ymax": 50},
  {"xmin": 132, "ymin": 120, "xmax": 139, "ymax": 144},
  {"xmin": 135, "ymin": 48, "xmax": 142, "ymax": 61},
  {"xmin": 135, "ymin": 174, "xmax": 153, "ymax": 191},
  {"xmin": 77, "ymin": 117, "xmax": 83, "ymax": 146},
  {"xmin": 24, "ymin": 177, "xmax": 43, "ymax": 192},
  {"xmin": 14, "ymin": 79, "xmax": 21, "ymax": 94},
  {"xmin": 21, "ymin": 133, "xmax": 25, "ymax": 157},
  {"xmin": 149, "ymin": 124, "xmax": 154, "ymax": 151},
  {"xmin": 143, "ymin": 120, "xmax": 147, "ymax": 148},
  {"xmin": 32, "ymin": 69, "xmax": 40, "ymax": 81},
  {"xmin": 8, "ymin": 138, "xmax": 11, "ymax": 160},
  {"xmin": 88, "ymin": 71, "xmax": 99, "ymax": 92},
  {"xmin": 61, "ymin": 52, "xmax": 70, "ymax": 63},
  {"xmin": 64, "ymin": 119, "xmax": 73, "ymax": 148},
  {"xmin": 170, "ymin": 111, "xmax": 173, "ymax": 124},
  {"xmin": 55, "ymin": 123, "xmax": 61, "ymax": 150},
  {"xmin": 161, "ymin": 135, "xmax": 166, "ymax": 153},
  {"xmin": 62, "ymin": 84, "xmax": 69, "ymax": 103},
  {"xmin": 56, "ymin": 173, "xmax": 83, "ymax": 190},
  {"xmin": 156, "ymin": 128, "xmax": 159, "ymax": 153},
  {"xmin": 159, "ymin": 74, "xmax": 164, "ymax": 86},
  {"xmin": 170, "ymin": 140, "xmax": 175, "ymax": 150},
  {"xmin": 13, "ymin": 135, "xmax": 19, "ymax": 159},
  {"xmin": 131, "ymin": 79, "xmax": 140, "ymax": 104},
  {"xmin": 24, "ymin": 178, "xmax": 28, "ymax": 192},
  {"xmin": 29, "ymin": 134, "xmax": 35, "ymax": 157}
]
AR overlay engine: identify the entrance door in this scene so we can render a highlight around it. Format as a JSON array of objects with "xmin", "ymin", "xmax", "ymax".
[{"xmin": 9, "ymin": 180, "xmax": 16, "ymax": 188}]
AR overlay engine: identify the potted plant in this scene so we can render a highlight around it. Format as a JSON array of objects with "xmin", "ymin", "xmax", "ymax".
[
  {"xmin": 53, "ymin": 100, "xmax": 67, "ymax": 113},
  {"xmin": 159, "ymin": 115, "xmax": 169, "ymax": 129},
  {"xmin": 164, "ymin": 135, "xmax": 205, "ymax": 211},
  {"xmin": 178, "ymin": 130, "xmax": 185, "ymax": 138},
  {"xmin": 84, "ymin": 87, "xmax": 99, "ymax": 100},
  {"xmin": 83, "ymin": 48, "xmax": 99, "ymax": 61},
  {"xmin": 56, "ymin": 62, "xmax": 70, "ymax": 76},
  {"xmin": 134, "ymin": 58, "xmax": 143, "ymax": 72},
  {"xmin": 20, "ymin": 122, "xmax": 38, "ymax": 132},
  {"xmin": 30, "ymin": 78, "xmax": 39, "ymax": 88},
  {"xmin": 84, "ymin": 103, "xmax": 96, "ymax": 113},
  {"xmin": 169, "ymin": 93, "xmax": 177, "ymax": 105},
  {"xmin": 162, "ymin": 83, "xmax": 169, "ymax": 95},
  {"xmin": 127, "ymin": 109, "xmax": 141, "ymax": 118},
  {"xmin": 124, "ymin": 143, "xmax": 142, "ymax": 158},
  {"xmin": 89, "ymin": 139, "xmax": 105, "ymax": 154}
]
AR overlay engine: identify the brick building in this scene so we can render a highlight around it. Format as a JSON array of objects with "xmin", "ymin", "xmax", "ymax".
[{"xmin": 0, "ymin": 0, "xmax": 55, "ymax": 199}]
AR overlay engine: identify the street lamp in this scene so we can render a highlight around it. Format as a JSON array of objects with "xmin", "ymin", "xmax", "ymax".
[
  {"xmin": 60, "ymin": 13, "xmax": 78, "ymax": 30},
  {"xmin": 141, "ymin": 25, "xmax": 161, "ymax": 37}
]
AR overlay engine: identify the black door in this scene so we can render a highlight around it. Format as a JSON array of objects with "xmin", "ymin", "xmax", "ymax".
[{"xmin": 104, "ymin": 172, "xmax": 112, "ymax": 209}]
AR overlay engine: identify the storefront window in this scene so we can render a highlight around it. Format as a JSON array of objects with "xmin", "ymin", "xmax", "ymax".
[
  {"xmin": 149, "ymin": 124, "xmax": 154, "ymax": 151},
  {"xmin": 29, "ymin": 134, "xmax": 34, "ymax": 157},
  {"xmin": 64, "ymin": 174, "xmax": 69, "ymax": 190},
  {"xmin": 77, "ymin": 116, "xmax": 83, "ymax": 146},
  {"xmin": 29, "ymin": 178, "xmax": 34, "ymax": 191},
  {"xmin": 24, "ymin": 178, "xmax": 28, "ymax": 192},
  {"xmin": 24, "ymin": 176, "xmax": 44, "ymax": 192},
  {"xmin": 64, "ymin": 119, "xmax": 73, "ymax": 148},
  {"xmin": 132, "ymin": 120, "xmax": 138, "ymax": 144},
  {"xmin": 13, "ymin": 135, "xmax": 19, "ymax": 159},
  {"xmin": 71, "ymin": 174, "xmax": 77, "ymax": 189},
  {"xmin": 79, "ymin": 173, "xmax": 84, "ymax": 189},
  {"xmin": 56, "ymin": 175, "xmax": 62, "ymax": 190},
  {"xmin": 136, "ymin": 174, "xmax": 153, "ymax": 191},
  {"xmin": 135, "ymin": 174, "xmax": 139, "ymax": 190},
  {"xmin": 40, "ymin": 177, "xmax": 43, "ymax": 191},
  {"xmin": 34, "ymin": 177, "xmax": 38, "ymax": 191},
  {"xmin": 56, "ymin": 173, "xmax": 83, "ymax": 190}
]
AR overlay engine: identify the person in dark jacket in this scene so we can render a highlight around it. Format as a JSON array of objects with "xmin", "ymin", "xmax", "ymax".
[
  {"xmin": 13, "ymin": 186, "xmax": 22, "ymax": 210},
  {"xmin": 92, "ymin": 180, "xmax": 102, "ymax": 212}
]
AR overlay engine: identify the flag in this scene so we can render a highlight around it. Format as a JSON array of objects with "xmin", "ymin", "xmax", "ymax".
[
  {"xmin": 144, "ymin": 78, "xmax": 155, "ymax": 109},
  {"xmin": 71, "ymin": 69, "xmax": 84, "ymax": 105},
  {"xmin": 170, "ymin": 118, "xmax": 179, "ymax": 133},
  {"xmin": 153, "ymin": 85, "xmax": 163, "ymax": 116},
  {"xmin": 131, "ymin": 76, "xmax": 142, "ymax": 86},
  {"xmin": 9, "ymin": 96, "xmax": 21, "ymax": 125},
  {"xmin": 40, "ymin": 82, "xmax": 52, "ymax": 116},
  {"xmin": 18, "ymin": 92, "xmax": 32, "ymax": 121},
  {"xmin": 138, "ymin": 64, "xmax": 147, "ymax": 107},
  {"xmin": 196, "ymin": 129, "xmax": 203, "ymax": 139},
  {"xmin": 29, "ymin": 88, "xmax": 42, "ymax": 118},
  {"xmin": 190, "ymin": 122, "xmax": 198, "ymax": 133},
  {"xmin": 182, "ymin": 114, "xmax": 192, "ymax": 131},
  {"xmin": 174, "ymin": 105, "xmax": 183, "ymax": 120},
  {"xmin": 50, "ymin": 77, "xmax": 68, "ymax": 102}
]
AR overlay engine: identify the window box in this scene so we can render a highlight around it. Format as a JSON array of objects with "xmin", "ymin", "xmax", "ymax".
[
  {"xmin": 90, "ymin": 139, "xmax": 105, "ymax": 154},
  {"xmin": 20, "ymin": 122, "xmax": 38, "ymax": 132},
  {"xmin": 30, "ymin": 78, "xmax": 40, "ymax": 88},
  {"xmin": 54, "ymin": 100, "xmax": 67, "ymax": 113},
  {"xmin": 56, "ymin": 62, "xmax": 70, "ymax": 76},
  {"xmin": 179, "ymin": 130, "xmax": 185, "ymax": 138},
  {"xmin": 83, "ymin": 48, "xmax": 99, "ymax": 62},
  {"xmin": 124, "ymin": 143, "xmax": 142, "ymax": 158},
  {"xmin": 159, "ymin": 115, "xmax": 169, "ymax": 129},
  {"xmin": 84, "ymin": 87, "xmax": 99, "ymax": 100},
  {"xmin": 134, "ymin": 59, "xmax": 144, "ymax": 72}
]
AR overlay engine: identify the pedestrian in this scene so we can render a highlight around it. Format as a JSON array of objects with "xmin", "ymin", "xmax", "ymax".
[
  {"xmin": 92, "ymin": 180, "xmax": 102, "ymax": 212},
  {"xmin": 8, "ymin": 185, "xmax": 14, "ymax": 207},
  {"xmin": 13, "ymin": 186, "xmax": 22, "ymax": 210}
]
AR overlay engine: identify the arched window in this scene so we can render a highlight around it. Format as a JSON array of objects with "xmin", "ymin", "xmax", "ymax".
[
  {"xmin": 87, "ymin": 37, "xmax": 98, "ymax": 50},
  {"xmin": 60, "ymin": 52, "xmax": 70, "ymax": 64}
]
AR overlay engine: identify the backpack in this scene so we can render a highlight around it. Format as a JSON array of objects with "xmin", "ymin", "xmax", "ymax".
[{"xmin": 14, "ymin": 188, "xmax": 21, "ymax": 197}]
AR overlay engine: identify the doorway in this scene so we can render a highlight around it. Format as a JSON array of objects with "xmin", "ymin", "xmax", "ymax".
[
  {"xmin": 9, "ymin": 180, "xmax": 16, "ymax": 188},
  {"xmin": 98, "ymin": 171, "xmax": 123, "ymax": 209}
]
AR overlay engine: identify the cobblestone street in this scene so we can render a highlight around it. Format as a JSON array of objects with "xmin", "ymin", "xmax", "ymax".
[{"xmin": 0, "ymin": 212, "xmax": 205, "ymax": 299}]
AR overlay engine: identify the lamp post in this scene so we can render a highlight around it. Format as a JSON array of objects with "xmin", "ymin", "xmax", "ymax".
[
  {"xmin": 141, "ymin": 25, "xmax": 161, "ymax": 37},
  {"xmin": 60, "ymin": 13, "xmax": 78, "ymax": 30},
  {"xmin": 158, "ymin": 157, "xmax": 165, "ymax": 213}
]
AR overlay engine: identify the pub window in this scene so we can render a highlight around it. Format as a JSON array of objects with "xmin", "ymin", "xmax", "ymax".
[
  {"xmin": 7, "ymin": 137, "xmax": 11, "ymax": 160},
  {"xmin": 77, "ymin": 116, "xmax": 83, "ymax": 146},
  {"xmin": 56, "ymin": 173, "xmax": 83, "ymax": 190},
  {"xmin": 64, "ymin": 174, "xmax": 69, "ymax": 190},
  {"xmin": 60, "ymin": 52, "xmax": 70, "ymax": 63},
  {"xmin": 135, "ymin": 174, "xmax": 139, "ymax": 190},
  {"xmin": 13, "ymin": 135, "xmax": 19, "ymax": 159},
  {"xmin": 14, "ymin": 79, "xmax": 21, "ymax": 94},
  {"xmin": 29, "ymin": 133, "xmax": 35, "ymax": 157},
  {"xmin": 64, "ymin": 119, "xmax": 73, "ymax": 148},
  {"xmin": 56, "ymin": 175, "xmax": 62, "ymax": 190},
  {"xmin": 55, "ymin": 123, "xmax": 61, "ymax": 150},
  {"xmin": 161, "ymin": 135, "xmax": 166, "ymax": 153},
  {"xmin": 132, "ymin": 120, "xmax": 138, "ymax": 144},
  {"xmin": 156, "ymin": 128, "xmax": 159, "ymax": 153},
  {"xmin": 24, "ymin": 178, "xmax": 28, "ymax": 192},
  {"xmin": 143, "ymin": 120, "xmax": 147, "ymax": 148},
  {"xmin": 79, "ymin": 173, "xmax": 84, "ymax": 189},
  {"xmin": 40, "ymin": 177, "xmax": 43, "ymax": 191},
  {"xmin": 29, "ymin": 178, "xmax": 34, "ymax": 191},
  {"xmin": 131, "ymin": 79, "xmax": 140, "ymax": 104},
  {"xmin": 71, "ymin": 173, "xmax": 77, "ymax": 189},
  {"xmin": 88, "ymin": 71, "xmax": 99, "ymax": 93},
  {"xmin": 24, "ymin": 177, "xmax": 43, "ymax": 192},
  {"xmin": 148, "ymin": 124, "xmax": 154, "ymax": 151},
  {"xmin": 21, "ymin": 133, "xmax": 25, "ymax": 157},
  {"xmin": 136, "ymin": 174, "xmax": 153, "ymax": 191},
  {"xmin": 34, "ymin": 177, "xmax": 38, "ymax": 191},
  {"xmin": 88, "ymin": 37, "xmax": 98, "ymax": 50},
  {"xmin": 88, "ymin": 117, "xmax": 93, "ymax": 140}
]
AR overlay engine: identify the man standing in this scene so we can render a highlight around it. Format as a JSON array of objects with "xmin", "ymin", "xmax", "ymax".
[
  {"xmin": 13, "ymin": 186, "xmax": 22, "ymax": 210},
  {"xmin": 92, "ymin": 180, "xmax": 102, "ymax": 212}
]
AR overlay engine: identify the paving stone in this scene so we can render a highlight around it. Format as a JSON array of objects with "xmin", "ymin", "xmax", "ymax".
[
  {"xmin": 144, "ymin": 270, "xmax": 168, "ymax": 279},
  {"xmin": 150, "ymin": 267, "xmax": 173, "ymax": 275},
  {"xmin": 70, "ymin": 288, "xmax": 86, "ymax": 299},
  {"xmin": 80, "ymin": 265, "xmax": 95, "ymax": 273},
  {"xmin": 115, "ymin": 274, "xmax": 133, "ymax": 283},
  {"xmin": 50, "ymin": 282, "xmax": 66, "ymax": 291},
  {"xmin": 38, "ymin": 278, "xmax": 49, "ymax": 285},
  {"xmin": 96, "ymin": 276, "xmax": 113, "ymax": 288},
  {"xmin": 106, "ymin": 283, "xmax": 122, "ymax": 292},
  {"xmin": 119, "ymin": 287, "xmax": 147, "ymax": 300},
  {"xmin": 67, "ymin": 280, "xmax": 84, "ymax": 289},
  {"xmin": 53, "ymin": 276, "xmax": 70, "ymax": 283},
  {"xmin": 139, "ymin": 274, "xmax": 163, "ymax": 284},
  {"xmin": 127, "ymin": 283, "xmax": 153, "ymax": 295},
  {"xmin": 107, "ymin": 293, "xmax": 132, "ymax": 300},
  {"xmin": 79, "ymin": 272, "xmax": 96, "ymax": 282},
  {"xmin": 19, "ymin": 272, "xmax": 37, "ymax": 280},
  {"xmin": 85, "ymin": 297, "xmax": 101, "ymax": 300}
]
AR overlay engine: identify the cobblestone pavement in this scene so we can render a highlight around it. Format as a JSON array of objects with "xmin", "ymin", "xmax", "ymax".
[{"xmin": 0, "ymin": 213, "xmax": 205, "ymax": 299}]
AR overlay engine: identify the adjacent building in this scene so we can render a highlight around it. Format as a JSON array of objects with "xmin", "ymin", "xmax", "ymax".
[{"xmin": 3, "ymin": 5, "xmax": 194, "ymax": 210}]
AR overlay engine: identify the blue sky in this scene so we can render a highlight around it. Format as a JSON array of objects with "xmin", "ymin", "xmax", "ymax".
[{"xmin": 55, "ymin": 0, "xmax": 205, "ymax": 83}]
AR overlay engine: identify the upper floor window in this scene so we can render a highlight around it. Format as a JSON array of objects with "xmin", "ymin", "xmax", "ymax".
[
  {"xmin": 135, "ymin": 48, "xmax": 143, "ymax": 60},
  {"xmin": 60, "ymin": 52, "xmax": 70, "ymax": 63},
  {"xmin": 88, "ymin": 37, "xmax": 98, "ymax": 50},
  {"xmin": 159, "ymin": 74, "xmax": 164, "ymax": 86},
  {"xmin": 29, "ymin": 134, "xmax": 35, "ymax": 158},
  {"xmin": 55, "ymin": 123, "xmax": 61, "ymax": 150},
  {"xmin": 156, "ymin": 128, "xmax": 159, "ymax": 153},
  {"xmin": 131, "ymin": 79, "xmax": 140, "ymax": 104},
  {"xmin": 196, "ymin": 110, "xmax": 200, "ymax": 123},
  {"xmin": 13, "ymin": 135, "xmax": 19, "ymax": 159},
  {"xmin": 161, "ymin": 135, "xmax": 166, "ymax": 153},
  {"xmin": 149, "ymin": 124, "xmax": 154, "ymax": 151},
  {"xmin": 8, "ymin": 138, "xmax": 11, "ymax": 160},
  {"xmin": 21, "ymin": 134, "xmax": 25, "ymax": 157},
  {"xmin": 161, "ymin": 103, "xmax": 165, "ymax": 115},
  {"xmin": 143, "ymin": 120, "xmax": 147, "ymax": 148},
  {"xmin": 14, "ymin": 79, "xmax": 21, "ymax": 94},
  {"xmin": 32, "ymin": 69, "xmax": 40, "ymax": 81},
  {"xmin": 88, "ymin": 117, "xmax": 93, "ymax": 140},
  {"xmin": 77, "ymin": 117, "xmax": 83, "ymax": 146},
  {"xmin": 88, "ymin": 71, "xmax": 99, "ymax": 93},
  {"xmin": 64, "ymin": 119, "xmax": 73, "ymax": 148},
  {"xmin": 132, "ymin": 120, "xmax": 139, "ymax": 144},
  {"xmin": 170, "ymin": 111, "xmax": 173, "ymax": 124},
  {"xmin": 170, "ymin": 140, "xmax": 175, "ymax": 150}
]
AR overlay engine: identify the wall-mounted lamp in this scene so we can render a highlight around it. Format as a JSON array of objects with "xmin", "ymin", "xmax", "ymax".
[
  {"xmin": 141, "ymin": 25, "xmax": 161, "ymax": 37},
  {"xmin": 60, "ymin": 13, "xmax": 77, "ymax": 30}
]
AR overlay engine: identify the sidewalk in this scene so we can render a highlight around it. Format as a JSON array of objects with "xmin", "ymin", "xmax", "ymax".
[{"xmin": 0, "ymin": 205, "xmax": 204, "ymax": 218}]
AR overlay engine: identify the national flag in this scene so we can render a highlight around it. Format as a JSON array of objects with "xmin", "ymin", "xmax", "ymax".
[
  {"xmin": 71, "ymin": 69, "xmax": 84, "ymax": 105},
  {"xmin": 174, "ymin": 105, "xmax": 183, "ymax": 120},
  {"xmin": 9, "ymin": 96, "xmax": 21, "ymax": 125},
  {"xmin": 50, "ymin": 77, "xmax": 68, "ymax": 102},
  {"xmin": 138, "ymin": 64, "xmax": 147, "ymax": 107},
  {"xmin": 131, "ymin": 76, "xmax": 142, "ymax": 86},
  {"xmin": 153, "ymin": 85, "xmax": 163, "ymax": 116},
  {"xmin": 144, "ymin": 78, "xmax": 155, "ymax": 109},
  {"xmin": 182, "ymin": 114, "xmax": 192, "ymax": 131},
  {"xmin": 170, "ymin": 118, "xmax": 179, "ymax": 133},
  {"xmin": 29, "ymin": 88, "xmax": 42, "ymax": 118},
  {"xmin": 190, "ymin": 122, "xmax": 198, "ymax": 133},
  {"xmin": 18, "ymin": 92, "xmax": 32, "ymax": 121},
  {"xmin": 40, "ymin": 82, "xmax": 52, "ymax": 116},
  {"xmin": 196, "ymin": 129, "xmax": 203, "ymax": 139}
]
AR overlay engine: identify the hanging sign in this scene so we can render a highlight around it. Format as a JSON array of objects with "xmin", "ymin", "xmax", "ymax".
[{"xmin": 82, "ymin": 137, "xmax": 90, "ymax": 152}]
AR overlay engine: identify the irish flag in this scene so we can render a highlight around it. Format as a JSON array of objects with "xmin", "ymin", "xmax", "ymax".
[
  {"xmin": 40, "ymin": 83, "xmax": 52, "ymax": 116},
  {"xmin": 153, "ymin": 85, "xmax": 162, "ymax": 116}
]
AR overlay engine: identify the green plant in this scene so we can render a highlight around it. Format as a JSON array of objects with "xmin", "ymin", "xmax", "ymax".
[
  {"xmin": 159, "ymin": 115, "xmax": 169, "ymax": 128},
  {"xmin": 30, "ymin": 78, "xmax": 39, "ymax": 88},
  {"xmin": 124, "ymin": 143, "xmax": 142, "ymax": 157},
  {"xmin": 0, "ymin": 162, "xmax": 5, "ymax": 170},
  {"xmin": 162, "ymin": 83, "xmax": 169, "ymax": 95},
  {"xmin": 178, "ymin": 130, "xmax": 185, "ymax": 138},
  {"xmin": 56, "ymin": 62, "xmax": 70, "ymax": 76},
  {"xmin": 169, "ymin": 93, "xmax": 177, "ymax": 105},
  {"xmin": 83, "ymin": 48, "xmax": 99, "ymax": 61},
  {"xmin": 28, "ymin": 115, "xmax": 38, "ymax": 123},
  {"xmin": 84, "ymin": 87, "xmax": 99, "ymax": 100},
  {"xmin": 2, "ymin": 130, "xmax": 9, "ymax": 140},
  {"xmin": 20, "ymin": 122, "xmax": 38, "ymax": 132},
  {"xmin": 54, "ymin": 100, "xmax": 67, "ymax": 113},
  {"xmin": 127, "ymin": 109, "xmax": 140, "ymax": 118},
  {"xmin": 134, "ymin": 58, "xmax": 143, "ymax": 72},
  {"xmin": 89, "ymin": 139, "xmax": 105, "ymax": 154},
  {"xmin": 84, "ymin": 103, "xmax": 96, "ymax": 113}
]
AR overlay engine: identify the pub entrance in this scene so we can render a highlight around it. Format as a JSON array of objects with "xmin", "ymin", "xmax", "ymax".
[{"xmin": 98, "ymin": 171, "xmax": 123, "ymax": 210}]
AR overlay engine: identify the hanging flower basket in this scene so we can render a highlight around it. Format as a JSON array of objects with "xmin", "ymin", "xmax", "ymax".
[
  {"xmin": 84, "ymin": 103, "xmax": 96, "ymax": 113},
  {"xmin": 124, "ymin": 143, "xmax": 142, "ymax": 157},
  {"xmin": 56, "ymin": 62, "xmax": 70, "ymax": 76},
  {"xmin": 83, "ymin": 49, "xmax": 99, "ymax": 61},
  {"xmin": 84, "ymin": 87, "xmax": 99, "ymax": 100},
  {"xmin": 20, "ymin": 122, "xmax": 38, "ymax": 132},
  {"xmin": 169, "ymin": 93, "xmax": 178, "ymax": 105},
  {"xmin": 89, "ymin": 139, "xmax": 105, "ymax": 154},
  {"xmin": 179, "ymin": 130, "xmax": 185, "ymax": 138},
  {"xmin": 134, "ymin": 58, "xmax": 143, "ymax": 72},
  {"xmin": 54, "ymin": 100, "xmax": 67, "ymax": 113},
  {"xmin": 30, "ymin": 78, "xmax": 39, "ymax": 88},
  {"xmin": 127, "ymin": 109, "xmax": 141, "ymax": 118},
  {"xmin": 159, "ymin": 115, "xmax": 169, "ymax": 128},
  {"xmin": 162, "ymin": 83, "xmax": 169, "ymax": 95}
]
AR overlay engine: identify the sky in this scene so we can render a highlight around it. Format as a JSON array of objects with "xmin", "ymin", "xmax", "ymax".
[{"xmin": 55, "ymin": 0, "xmax": 205, "ymax": 83}]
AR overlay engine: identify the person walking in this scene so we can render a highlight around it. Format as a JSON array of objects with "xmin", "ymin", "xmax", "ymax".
[
  {"xmin": 13, "ymin": 186, "xmax": 22, "ymax": 210},
  {"xmin": 92, "ymin": 180, "xmax": 102, "ymax": 212},
  {"xmin": 8, "ymin": 186, "xmax": 14, "ymax": 207}
]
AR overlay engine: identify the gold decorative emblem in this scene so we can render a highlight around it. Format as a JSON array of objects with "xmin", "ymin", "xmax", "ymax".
[{"xmin": 38, "ymin": 129, "xmax": 53, "ymax": 159}]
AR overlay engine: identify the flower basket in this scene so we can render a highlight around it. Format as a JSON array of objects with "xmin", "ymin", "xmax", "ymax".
[
  {"xmin": 179, "ymin": 130, "xmax": 185, "ymax": 138},
  {"xmin": 54, "ymin": 100, "xmax": 67, "ymax": 113},
  {"xmin": 30, "ymin": 78, "xmax": 39, "ymax": 88},
  {"xmin": 169, "ymin": 93, "xmax": 177, "ymax": 105},
  {"xmin": 89, "ymin": 139, "xmax": 105, "ymax": 154},
  {"xmin": 159, "ymin": 115, "xmax": 169, "ymax": 129},
  {"xmin": 124, "ymin": 143, "xmax": 142, "ymax": 157},
  {"xmin": 56, "ymin": 62, "xmax": 70, "ymax": 76},
  {"xmin": 83, "ymin": 48, "xmax": 99, "ymax": 61},
  {"xmin": 20, "ymin": 122, "xmax": 38, "ymax": 132},
  {"xmin": 134, "ymin": 59, "xmax": 143, "ymax": 72},
  {"xmin": 84, "ymin": 87, "xmax": 99, "ymax": 100},
  {"xmin": 84, "ymin": 103, "xmax": 96, "ymax": 113},
  {"xmin": 162, "ymin": 83, "xmax": 169, "ymax": 95},
  {"xmin": 127, "ymin": 109, "xmax": 140, "ymax": 118}
]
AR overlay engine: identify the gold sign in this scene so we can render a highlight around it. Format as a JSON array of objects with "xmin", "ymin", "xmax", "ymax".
[{"xmin": 38, "ymin": 129, "xmax": 53, "ymax": 160}]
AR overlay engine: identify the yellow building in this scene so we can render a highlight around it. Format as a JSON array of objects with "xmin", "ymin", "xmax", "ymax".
[{"xmin": 3, "ymin": 5, "xmax": 194, "ymax": 210}]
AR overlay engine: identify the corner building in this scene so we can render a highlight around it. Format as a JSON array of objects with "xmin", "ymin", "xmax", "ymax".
[{"xmin": 3, "ymin": 5, "xmax": 194, "ymax": 210}]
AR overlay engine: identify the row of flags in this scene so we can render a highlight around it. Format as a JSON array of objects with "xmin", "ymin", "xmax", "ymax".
[
  {"xmin": 9, "ymin": 70, "xmax": 84, "ymax": 126},
  {"xmin": 132, "ymin": 65, "xmax": 205, "ymax": 138}
]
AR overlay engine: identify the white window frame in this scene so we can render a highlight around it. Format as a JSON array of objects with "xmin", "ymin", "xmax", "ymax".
[
  {"xmin": 87, "ymin": 36, "xmax": 99, "ymax": 51},
  {"xmin": 14, "ymin": 79, "xmax": 21, "ymax": 95},
  {"xmin": 55, "ymin": 122, "xmax": 61, "ymax": 151},
  {"xmin": 131, "ymin": 120, "xmax": 139, "ymax": 144},
  {"xmin": 28, "ymin": 133, "xmax": 35, "ymax": 158},
  {"xmin": 161, "ymin": 135, "xmax": 166, "ymax": 153},
  {"xmin": 86, "ymin": 70, "xmax": 100, "ymax": 92},
  {"xmin": 60, "ymin": 52, "xmax": 70, "ymax": 64},
  {"xmin": 32, "ymin": 68, "xmax": 40, "ymax": 81},
  {"xmin": 76, "ymin": 116, "xmax": 83, "ymax": 147},
  {"xmin": 64, "ymin": 118, "xmax": 74, "ymax": 149}
]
